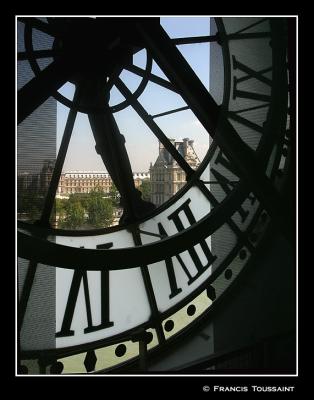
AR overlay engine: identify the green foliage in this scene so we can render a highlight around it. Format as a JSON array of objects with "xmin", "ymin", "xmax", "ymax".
[
  {"xmin": 86, "ymin": 190, "xmax": 114, "ymax": 228},
  {"xmin": 18, "ymin": 185, "xmax": 117, "ymax": 229},
  {"xmin": 59, "ymin": 196, "xmax": 85, "ymax": 229},
  {"xmin": 55, "ymin": 198, "xmax": 67, "ymax": 225},
  {"xmin": 55, "ymin": 189, "xmax": 115, "ymax": 229},
  {"xmin": 138, "ymin": 179, "xmax": 151, "ymax": 201},
  {"xmin": 56, "ymin": 198, "xmax": 67, "ymax": 213},
  {"xmin": 68, "ymin": 193, "xmax": 90, "ymax": 209}
]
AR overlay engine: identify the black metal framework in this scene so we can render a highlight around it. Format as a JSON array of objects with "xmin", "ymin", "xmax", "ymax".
[{"xmin": 17, "ymin": 16, "xmax": 294, "ymax": 374}]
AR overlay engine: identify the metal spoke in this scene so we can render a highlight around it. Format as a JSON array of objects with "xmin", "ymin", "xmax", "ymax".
[
  {"xmin": 104, "ymin": 66, "xmax": 124, "ymax": 95},
  {"xmin": 115, "ymin": 77, "xmax": 194, "ymax": 179},
  {"xmin": 39, "ymin": 88, "xmax": 80, "ymax": 225},
  {"xmin": 151, "ymin": 105, "xmax": 189, "ymax": 119},
  {"xmin": 132, "ymin": 228, "xmax": 165, "ymax": 344},
  {"xmin": 227, "ymin": 32, "xmax": 271, "ymax": 41},
  {"xmin": 18, "ymin": 17, "xmax": 60, "ymax": 37},
  {"xmin": 125, "ymin": 64, "xmax": 178, "ymax": 93},
  {"xmin": 18, "ymin": 49, "xmax": 58, "ymax": 61},
  {"xmin": 171, "ymin": 34, "xmax": 219, "ymax": 45},
  {"xmin": 19, "ymin": 260, "xmax": 37, "ymax": 326},
  {"xmin": 18, "ymin": 57, "xmax": 73, "ymax": 124},
  {"xmin": 170, "ymin": 32, "xmax": 271, "ymax": 46}
]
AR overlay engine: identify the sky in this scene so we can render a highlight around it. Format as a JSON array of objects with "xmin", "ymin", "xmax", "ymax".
[{"xmin": 56, "ymin": 17, "xmax": 211, "ymax": 172}]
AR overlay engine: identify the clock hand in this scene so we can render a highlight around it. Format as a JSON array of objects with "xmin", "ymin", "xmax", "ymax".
[{"xmin": 79, "ymin": 75, "xmax": 155, "ymax": 225}]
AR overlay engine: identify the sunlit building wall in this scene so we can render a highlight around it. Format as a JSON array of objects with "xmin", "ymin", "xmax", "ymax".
[
  {"xmin": 150, "ymin": 138, "xmax": 200, "ymax": 207},
  {"xmin": 57, "ymin": 171, "xmax": 150, "ymax": 196}
]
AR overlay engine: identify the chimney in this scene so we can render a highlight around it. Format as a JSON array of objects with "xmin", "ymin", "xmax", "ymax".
[{"xmin": 183, "ymin": 138, "xmax": 189, "ymax": 157}]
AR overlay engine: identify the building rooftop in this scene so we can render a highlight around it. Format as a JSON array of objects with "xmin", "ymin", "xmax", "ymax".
[{"xmin": 62, "ymin": 171, "xmax": 150, "ymax": 176}]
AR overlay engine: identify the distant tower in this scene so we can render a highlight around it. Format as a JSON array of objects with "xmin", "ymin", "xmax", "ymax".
[{"xmin": 150, "ymin": 138, "xmax": 200, "ymax": 207}]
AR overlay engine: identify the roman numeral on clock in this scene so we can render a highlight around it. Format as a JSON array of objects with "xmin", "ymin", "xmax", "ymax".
[
  {"xmin": 211, "ymin": 150, "xmax": 256, "ymax": 223},
  {"xmin": 56, "ymin": 244, "xmax": 114, "ymax": 338},
  {"xmin": 232, "ymin": 55, "xmax": 272, "ymax": 102},
  {"xmin": 158, "ymin": 199, "xmax": 217, "ymax": 299}
]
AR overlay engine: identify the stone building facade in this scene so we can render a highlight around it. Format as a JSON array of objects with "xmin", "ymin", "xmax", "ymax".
[
  {"xmin": 57, "ymin": 171, "xmax": 150, "ymax": 197},
  {"xmin": 150, "ymin": 138, "xmax": 200, "ymax": 207}
]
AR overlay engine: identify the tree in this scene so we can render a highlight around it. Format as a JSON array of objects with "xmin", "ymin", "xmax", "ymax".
[
  {"xmin": 138, "ymin": 179, "xmax": 152, "ymax": 202},
  {"xmin": 70, "ymin": 193, "xmax": 90, "ymax": 210},
  {"xmin": 86, "ymin": 190, "xmax": 114, "ymax": 228},
  {"xmin": 60, "ymin": 196, "xmax": 85, "ymax": 229},
  {"xmin": 55, "ymin": 198, "xmax": 67, "ymax": 226}
]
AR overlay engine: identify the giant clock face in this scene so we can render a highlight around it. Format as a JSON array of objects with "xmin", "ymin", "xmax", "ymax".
[{"xmin": 17, "ymin": 16, "xmax": 292, "ymax": 374}]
